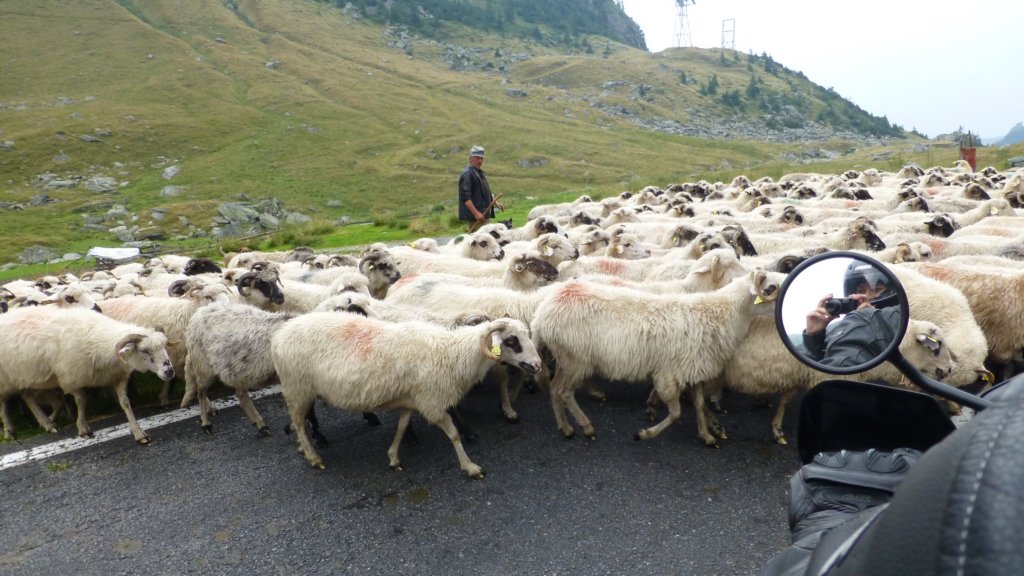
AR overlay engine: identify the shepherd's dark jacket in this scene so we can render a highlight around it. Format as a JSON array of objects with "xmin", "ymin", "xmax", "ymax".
[{"xmin": 458, "ymin": 164, "xmax": 495, "ymax": 222}]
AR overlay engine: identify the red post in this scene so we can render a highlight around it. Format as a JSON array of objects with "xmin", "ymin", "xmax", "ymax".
[{"xmin": 959, "ymin": 131, "xmax": 977, "ymax": 172}]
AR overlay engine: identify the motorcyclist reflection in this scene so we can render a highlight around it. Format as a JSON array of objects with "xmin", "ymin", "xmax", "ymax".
[{"xmin": 802, "ymin": 262, "xmax": 901, "ymax": 367}]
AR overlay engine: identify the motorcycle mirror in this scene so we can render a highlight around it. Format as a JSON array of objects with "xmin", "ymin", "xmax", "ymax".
[{"xmin": 774, "ymin": 251, "xmax": 909, "ymax": 375}]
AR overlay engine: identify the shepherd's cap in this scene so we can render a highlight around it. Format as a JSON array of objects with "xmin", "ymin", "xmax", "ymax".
[{"xmin": 469, "ymin": 145, "xmax": 486, "ymax": 158}]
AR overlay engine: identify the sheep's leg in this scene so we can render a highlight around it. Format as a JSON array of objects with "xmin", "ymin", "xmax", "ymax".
[
  {"xmin": 288, "ymin": 397, "xmax": 322, "ymax": 469},
  {"xmin": 1, "ymin": 398, "xmax": 15, "ymax": 440},
  {"xmin": 771, "ymin": 390, "xmax": 796, "ymax": 445},
  {"xmin": 236, "ymin": 388, "xmax": 268, "ymax": 436},
  {"xmin": 69, "ymin": 389, "xmax": 93, "ymax": 438},
  {"xmin": 644, "ymin": 389, "xmax": 663, "ymax": 422},
  {"xmin": 449, "ymin": 406, "xmax": 478, "ymax": 443},
  {"xmin": 585, "ymin": 385, "xmax": 607, "ymax": 402},
  {"xmin": 157, "ymin": 379, "xmax": 172, "ymax": 408},
  {"xmin": 549, "ymin": 368, "xmax": 594, "ymax": 439},
  {"xmin": 113, "ymin": 379, "xmax": 149, "ymax": 444},
  {"xmin": 559, "ymin": 390, "xmax": 595, "ymax": 440},
  {"xmin": 432, "ymin": 412, "xmax": 484, "ymax": 479},
  {"xmin": 386, "ymin": 410, "xmax": 413, "ymax": 470},
  {"xmin": 546, "ymin": 368, "xmax": 574, "ymax": 438},
  {"xmin": 307, "ymin": 405, "xmax": 329, "ymax": 448},
  {"xmin": 22, "ymin": 394, "xmax": 58, "ymax": 434},
  {"xmin": 196, "ymin": 383, "xmax": 212, "ymax": 432},
  {"xmin": 635, "ymin": 381, "xmax": 683, "ymax": 442},
  {"xmin": 690, "ymin": 384, "xmax": 719, "ymax": 447},
  {"xmin": 706, "ymin": 379, "xmax": 727, "ymax": 414},
  {"xmin": 494, "ymin": 366, "xmax": 519, "ymax": 423}
]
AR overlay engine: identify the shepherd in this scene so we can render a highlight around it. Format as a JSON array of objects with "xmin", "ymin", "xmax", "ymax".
[{"xmin": 458, "ymin": 145, "xmax": 504, "ymax": 232}]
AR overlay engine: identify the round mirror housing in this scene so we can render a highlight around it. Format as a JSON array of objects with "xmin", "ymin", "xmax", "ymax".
[{"xmin": 774, "ymin": 251, "xmax": 910, "ymax": 375}]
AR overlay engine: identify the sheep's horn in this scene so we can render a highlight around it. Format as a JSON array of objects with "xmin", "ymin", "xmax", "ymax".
[
  {"xmin": 480, "ymin": 323, "xmax": 506, "ymax": 362},
  {"xmin": 115, "ymin": 333, "xmax": 146, "ymax": 363}
]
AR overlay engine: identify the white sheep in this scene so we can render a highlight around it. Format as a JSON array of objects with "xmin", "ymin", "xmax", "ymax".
[
  {"xmin": 439, "ymin": 232, "xmax": 506, "ymax": 261},
  {"xmin": 388, "ymin": 252, "xmax": 559, "ymax": 294},
  {"xmin": 901, "ymin": 261, "xmax": 1024, "ymax": 373},
  {"xmin": 99, "ymin": 281, "xmax": 233, "ymax": 406},
  {"xmin": 530, "ymin": 269, "xmax": 779, "ymax": 446},
  {"xmin": 889, "ymin": 264, "xmax": 991, "ymax": 387},
  {"xmin": 181, "ymin": 295, "xmax": 381, "ymax": 436},
  {"xmin": 0, "ymin": 307, "xmax": 174, "ymax": 443},
  {"xmin": 271, "ymin": 315, "xmax": 541, "ymax": 477}
]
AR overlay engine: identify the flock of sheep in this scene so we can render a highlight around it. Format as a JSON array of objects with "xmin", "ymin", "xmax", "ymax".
[{"xmin": 1, "ymin": 158, "xmax": 1023, "ymax": 478}]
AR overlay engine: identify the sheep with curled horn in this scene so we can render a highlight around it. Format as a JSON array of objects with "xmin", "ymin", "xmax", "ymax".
[
  {"xmin": 357, "ymin": 246, "xmax": 401, "ymax": 299},
  {"xmin": 183, "ymin": 257, "xmax": 222, "ymax": 276},
  {"xmin": 234, "ymin": 264, "xmax": 285, "ymax": 307}
]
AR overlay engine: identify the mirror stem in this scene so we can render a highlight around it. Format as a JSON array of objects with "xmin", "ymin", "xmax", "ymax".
[{"xmin": 889, "ymin": 352, "xmax": 993, "ymax": 412}]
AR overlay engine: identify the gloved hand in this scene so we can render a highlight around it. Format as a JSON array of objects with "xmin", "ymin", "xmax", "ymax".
[{"xmin": 790, "ymin": 448, "xmax": 921, "ymax": 543}]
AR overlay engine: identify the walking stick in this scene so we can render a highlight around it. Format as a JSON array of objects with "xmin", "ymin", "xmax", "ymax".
[{"xmin": 468, "ymin": 193, "xmax": 503, "ymax": 233}]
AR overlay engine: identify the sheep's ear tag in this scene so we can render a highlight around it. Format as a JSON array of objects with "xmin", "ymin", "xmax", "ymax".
[
  {"xmin": 490, "ymin": 334, "xmax": 502, "ymax": 358},
  {"xmin": 754, "ymin": 295, "xmax": 764, "ymax": 304},
  {"xmin": 408, "ymin": 242, "xmax": 416, "ymax": 248},
  {"xmin": 991, "ymin": 207, "xmax": 999, "ymax": 215},
  {"xmin": 543, "ymin": 245, "xmax": 554, "ymax": 257},
  {"xmin": 671, "ymin": 235, "xmax": 678, "ymax": 244},
  {"xmin": 615, "ymin": 246, "xmax": 624, "ymax": 255},
  {"xmin": 982, "ymin": 370, "xmax": 994, "ymax": 384},
  {"xmin": 920, "ymin": 335, "xmax": 941, "ymax": 353}
]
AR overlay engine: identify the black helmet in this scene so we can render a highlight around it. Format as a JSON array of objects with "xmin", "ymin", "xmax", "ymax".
[{"xmin": 844, "ymin": 262, "xmax": 896, "ymax": 306}]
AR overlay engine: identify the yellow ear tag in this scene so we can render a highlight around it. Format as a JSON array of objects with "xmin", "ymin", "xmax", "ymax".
[
  {"xmin": 754, "ymin": 295, "xmax": 764, "ymax": 304},
  {"xmin": 490, "ymin": 343, "xmax": 501, "ymax": 357},
  {"xmin": 983, "ymin": 370, "xmax": 994, "ymax": 384},
  {"xmin": 408, "ymin": 242, "xmax": 416, "ymax": 248},
  {"xmin": 543, "ymin": 246, "xmax": 554, "ymax": 256},
  {"xmin": 615, "ymin": 246, "xmax": 624, "ymax": 254},
  {"xmin": 671, "ymin": 235, "xmax": 678, "ymax": 244}
]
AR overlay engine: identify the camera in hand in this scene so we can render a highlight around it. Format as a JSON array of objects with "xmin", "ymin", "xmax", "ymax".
[{"xmin": 825, "ymin": 297, "xmax": 859, "ymax": 315}]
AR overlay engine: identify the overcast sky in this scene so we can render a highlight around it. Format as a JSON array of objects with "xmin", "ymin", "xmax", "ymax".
[{"xmin": 620, "ymin": 0, "xmax": 1023, "ymax": 140}]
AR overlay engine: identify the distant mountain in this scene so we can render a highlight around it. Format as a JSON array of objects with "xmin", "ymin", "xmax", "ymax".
[{"xmin": 996, "ymin": 122, "xmax": 1024, "ymax": 146}]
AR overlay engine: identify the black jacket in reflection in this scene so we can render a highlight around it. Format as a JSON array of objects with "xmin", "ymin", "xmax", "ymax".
[{"xmin": 803, "ymin": 306, "xmax": 902, "ymax": 368}]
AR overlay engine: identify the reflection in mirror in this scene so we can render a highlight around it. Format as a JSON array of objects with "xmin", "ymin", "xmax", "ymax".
[{"xmin": 780, "ymin": 255, "xmax": 905, "ymax": 371}]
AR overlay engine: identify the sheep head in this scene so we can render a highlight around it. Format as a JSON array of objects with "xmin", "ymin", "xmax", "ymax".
[
  {"xmin": 236, "ymin": 269, "xmax": 284, "ymax": 305},
  {"xmin": 925, "ymin": 215, "xmax": 958, "ymax": 238},
  {"xmin": 184, "ymin": 257, "xmax": 222, "ymax": 276},
  {"xmin": 719, "ymin": 225, "xmax": 758, "ymax": 257},
  {"xmin": 750, "ymin": 269, "xmax": 780, "ymax": 303},
  {"xmin": 849, "ymin": 218, "xmax": 886, "ymax": 251},
  {"xmin": 479, "ymin": 320, "xmax": 541, "ymax": 375},
  {"xmin": 668, "ymin": 224, "xmax": 700, "ymax": 248},
  {"xmin": 510, "ymin": 253, "xmax": 559, "ymax": 285},
  {"xmin": 116, "ymin": 332, "xmax": 175, "ymax": 382}
]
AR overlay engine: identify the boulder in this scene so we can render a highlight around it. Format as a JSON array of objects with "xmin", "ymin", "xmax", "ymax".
[
  {"xmin": 18, "ymin": 246, "xmax": 58, "ymax": 265},
  {"xmin": 161, "ymin": 165, "xmax": 180, "ymax": 180},
  {"xmin": 160, "ymin": 185, "xmax": 185, "ymax": 197},
  {"xmin": 85, "ymin": 176, "xmax": 117, "ymax": 193}
]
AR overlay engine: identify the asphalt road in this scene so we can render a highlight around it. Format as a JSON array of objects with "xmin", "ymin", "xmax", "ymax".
[{"xmin": 0, "ymin": 381, "xmax": 801, "ymax": 576}]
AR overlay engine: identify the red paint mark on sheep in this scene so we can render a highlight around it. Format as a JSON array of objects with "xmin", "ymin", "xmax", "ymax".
[
  {"xmin": 552, "ymin": 282, "xmax": 591, "ymax": 307},
  {"xmin": 918, "ymin": 263, "xmax": 952, "ymax": 282},
  {"xmin": 595, "ymin": 258, "xmax": 626, "ymax": 277},
  {"xmin": 339, "ymin": 320, "xmax": 383, "ymax": 359},
  {"xmin": 391, "ymin": 274, "xmax": 418, "ymax": 289}
]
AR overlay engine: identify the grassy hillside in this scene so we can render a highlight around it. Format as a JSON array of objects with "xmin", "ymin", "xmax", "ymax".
[{"xmin": 1, "ymin": 0, "xmax": 1019, "ymax": 277}]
